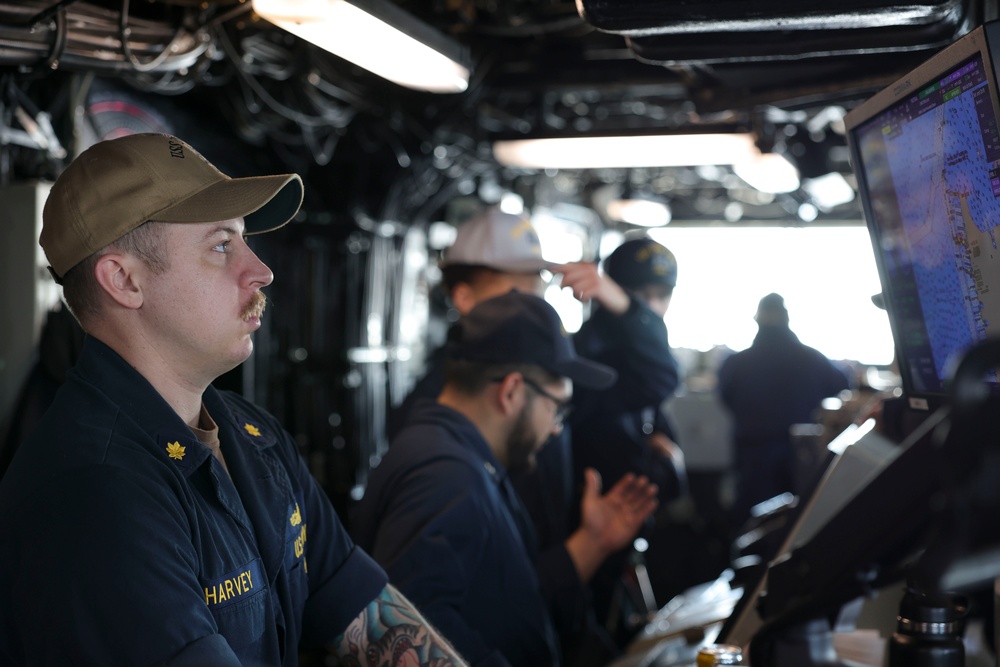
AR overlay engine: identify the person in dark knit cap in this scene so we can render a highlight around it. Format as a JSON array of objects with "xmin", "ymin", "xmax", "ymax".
[{"xmin": 565, "ymin": 236, "xmax": 687, "ymax": 638}]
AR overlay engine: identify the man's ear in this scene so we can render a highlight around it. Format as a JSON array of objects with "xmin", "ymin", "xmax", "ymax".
[
  {"xmin": 93, "ymin": 253, "xmax": 143, "ymax": 310},
  {"xmin": 495, "ymin": 372, "xmax": 526, "ymax": 417},
  {"xmin": 450, "ymin": 282, "xmax": 476, "ymax": 316}
]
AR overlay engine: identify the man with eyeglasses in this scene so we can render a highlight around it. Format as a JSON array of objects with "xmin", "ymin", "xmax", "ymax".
[
  {"xmin": 384, "ymin": 205, "xmax": 572, "ymax": 565},
  {"xmin": 351, "ymin": 291, "xmax": 659, "ymax": 667}
]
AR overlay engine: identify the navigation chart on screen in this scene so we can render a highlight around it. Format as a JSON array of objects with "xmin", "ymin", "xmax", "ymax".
[{"xmin": 877, "ymin": 54, "xmax": 1000, "ymax": 382}]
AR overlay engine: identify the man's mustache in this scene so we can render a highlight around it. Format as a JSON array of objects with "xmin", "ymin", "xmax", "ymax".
[{"xmin": 241, "ymin": 291, "xmax": 267, "ymax": 320}]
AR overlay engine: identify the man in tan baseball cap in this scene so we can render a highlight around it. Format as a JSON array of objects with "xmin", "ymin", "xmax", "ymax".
[
  {"xmin": 0, "ymin": 133, "xmax": 468, "ymax": 666},
  {"xmin": 40, "ymin": 132, "xmax": 304, "ymax": 282}
]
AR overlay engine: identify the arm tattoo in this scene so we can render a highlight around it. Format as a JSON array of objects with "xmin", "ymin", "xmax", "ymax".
[{"xmin": 331, "ymin": 584, "xmax": 469, "ymax": 667}]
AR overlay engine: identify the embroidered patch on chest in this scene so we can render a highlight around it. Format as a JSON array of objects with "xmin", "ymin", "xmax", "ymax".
[{"xmin": 203, "ymin": 558, "xmax": 264, "ymax": 609}]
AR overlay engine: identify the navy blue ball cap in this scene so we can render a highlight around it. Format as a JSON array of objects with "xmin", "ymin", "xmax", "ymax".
[
  {"xmin": 603, "ymin": 238, "xmax": 677, "ymax": 290},
  {"xmin": 447, "ymin": 290, "xmax": 617, "ymax": 390}
]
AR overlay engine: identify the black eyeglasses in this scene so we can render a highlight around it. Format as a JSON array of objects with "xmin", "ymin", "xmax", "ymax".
[{"xmin": 515, "ymin": 376, "xmax": 573, "ymax": 427}]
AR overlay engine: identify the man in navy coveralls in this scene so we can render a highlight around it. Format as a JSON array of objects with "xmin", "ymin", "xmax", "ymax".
[
  {"xmin": 0, "ymin": 133, "xmax": 468, "ymax": 667},
  {"xmin": 352, "ymin": 291, "xmax": 659, "ymax": 666},
  {"xmin": 566, "ymin": 237, "xmax": 686, "ymax": 633},
  {"xmin": 717, "ymin": 292, "xmax": 852, "ymax": 531}
]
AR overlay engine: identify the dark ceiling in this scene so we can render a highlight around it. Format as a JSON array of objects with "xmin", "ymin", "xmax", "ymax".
[
  {"xmin": 1, "ymin": 0, "xmax": 992, "ymax": 509},
  {"xmin": 0, "ymin": 0, "xmax": 995, "ymax": 226}
]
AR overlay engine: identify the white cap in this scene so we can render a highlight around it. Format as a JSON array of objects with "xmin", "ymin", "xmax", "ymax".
[{"xmin": 442, "ymin": 207, "xmax": 550, "ymax": 273}]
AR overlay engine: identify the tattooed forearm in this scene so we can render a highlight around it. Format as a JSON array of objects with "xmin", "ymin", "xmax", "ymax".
[{"xmin": 331, "ymin": 584, "xmax": 469, "ymax": 667}]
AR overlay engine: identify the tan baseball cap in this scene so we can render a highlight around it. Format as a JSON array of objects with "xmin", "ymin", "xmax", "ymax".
[
  {"xmin": 442, "ymin": 206, "xmax": 551, "ymax": 273},
  {"xmin": 41, "ymin": 133, "xmax": 304, "ymax": 280}
]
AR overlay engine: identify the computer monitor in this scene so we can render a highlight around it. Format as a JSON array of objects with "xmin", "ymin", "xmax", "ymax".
[
  {"xmin": 845, "ymin": 20, "xmax": 1000, "ymax": 410},
  {"xmin": 713, "ymin": 23, "xmax": 1000, "ymax": 648}
]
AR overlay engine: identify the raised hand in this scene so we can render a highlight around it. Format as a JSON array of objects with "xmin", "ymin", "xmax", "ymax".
[
  {"xmin": 565, "ymin": 468, "xmax": 659, "ymax": 582},
  {"xmin": 556, "ymin": 261, "xmax": 630, "ymax": 315}
]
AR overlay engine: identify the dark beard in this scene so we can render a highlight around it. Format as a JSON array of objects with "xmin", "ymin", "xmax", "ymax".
[{"xmin": 506, "ymin": 401, "xmax": 540, "ymax": 474}]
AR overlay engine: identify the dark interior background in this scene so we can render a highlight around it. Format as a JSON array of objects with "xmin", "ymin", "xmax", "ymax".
[{"xmin": 1, "ymin": 0, "xmax": 991, "ymax": 520}]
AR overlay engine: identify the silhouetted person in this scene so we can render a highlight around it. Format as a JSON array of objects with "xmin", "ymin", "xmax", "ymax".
[{"xmin": 717, "ymin": 293, "xmax": 852, "ymax": 532}]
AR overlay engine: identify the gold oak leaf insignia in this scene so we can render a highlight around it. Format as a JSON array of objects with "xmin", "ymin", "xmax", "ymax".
[
  {"xmin": 290, "ymin": 504, "xmax": 302, "ymax": 527},
  {"xmin": 244, "ymin": 423, "xmax": 261, "ymax": 437},
  {"xmin": 166, "ymin": 441, "xmax": 186, "ymax": 460}
]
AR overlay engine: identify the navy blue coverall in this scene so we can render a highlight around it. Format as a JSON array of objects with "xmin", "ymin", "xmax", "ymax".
[
  {"xmin": 570, "ymin": 297, "xmax": 683, "ymax": 504},
  {"xmin": 568, "ymin": 297, "xmax": 684, "ymax": 631},
  {"xmin": 352, "ymin": 402, "xmax": 578, "ymax": 666},
  {"xmin": 387, "ymin": 346, "xmax": 575, "ymax": 555},
  {"xmin": 0, "ymin": 337, "xmax": 387, "ymax": 666}
]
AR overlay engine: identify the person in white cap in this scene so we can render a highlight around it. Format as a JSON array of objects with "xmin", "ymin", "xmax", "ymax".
[
  {"xmin": 389, "ymin": 205, "xmax": 552, "ymax": 438},
  {"xmin": 0, "ymin": 133, "xmax": 468, "ymax": 667},
  {"xmin": 386, "ymin": 205, "xmax": 657, "ymax": 664}
]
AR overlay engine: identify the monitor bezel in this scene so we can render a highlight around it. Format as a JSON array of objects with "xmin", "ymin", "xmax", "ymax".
[{"xmin": 845, "ymin": 21, "xmax": 1000, "ymax": 410}]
